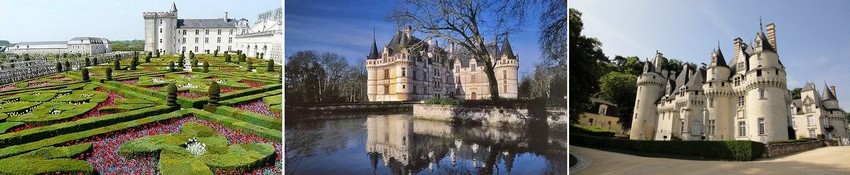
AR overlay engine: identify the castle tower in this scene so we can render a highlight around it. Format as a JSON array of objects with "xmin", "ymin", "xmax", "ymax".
[
  {"xmin": 821, "ymin": 83, "xmax": 849, "ymax": 139},
  {"xmin": 630, "ymin": 52, "xmax": 667, "ymax": 140},
  {"xmin": 740, "ymin": 22, "xmax": 788, "ymax": 142},
  {"xmin": 143, "ymin": 2, "xmax": 178, "ymax": 54},
  {"xmin": 366, "ymin": 30, "xmax": 380, "ymax": 101},
  {"xmin": 496, "ymin": 38, "xmax": 519, "ymax": 98},
  {"xmin": 703, "ymin": 45, "xmax": 734, "ymax": 140}
]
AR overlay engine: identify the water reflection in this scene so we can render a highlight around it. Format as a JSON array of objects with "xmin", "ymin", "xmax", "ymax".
[{"xmin": 286, "ymin": 113, "xmax": 567, "ymax": 175}]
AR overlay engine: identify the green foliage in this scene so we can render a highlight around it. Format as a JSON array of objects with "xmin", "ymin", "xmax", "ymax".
[
  {"xmin": 569, "ymin": 8, "xmax": 607, "ymax": 123},
  {"xmin": 599, "ymin": 71, "xmax": 637, "ymax": 127},
  {"xmin": 208, "ymin": 81, "xmax": 220, "ymax": 106},
  {"xmin": 105, "ymin": 67, "xmax": 113, "ymax": 80},
  {"xmin": 790, "ymin": 87, "xmax": 802, "ymax": 100},
  {"xmin": 189, "ymin": 108, "xmax": 281, "ymax": 140},
  {"xmin": 113, "ymin": 59, "xmax": 121, "ymax": 70},
  {"xmin": 0, "ymin": 143, "xmax": 94, "ymax": 174},
  {"xmin": 178, "ymin": 57, "xmax": 185, "ymax": 68},
  {"xmin": 0, "ymin": 122, "xmax": 24, "ymax": 133},
  {"xmin": 56, "ymin": 62, "xmax": 63, "ymax": 72},
  {"xmin": 246, "ymin": 61, "xmax": 253, "ymax": 71},
  {"xmin": 92, "ymin": 57, "xmax": 98, "ymax": 65},
  {"xmin": 119, "ymin": 122, "xmax": 275, "ymax": 174},
  {"xmin": 110, "ymin": 40, "xmax": 145, "ymax": 51},
  {"xmin": 64, "ymin": 61, "xmax": 71, "ymax": 71},
  {"xmin": 84, "ymin": 57, "xmax": 91, "ymax": 67},
  {"xmin": 169, "ymin": 61, "xmax": 176, "ymax": 72},
  {"xmin": 81, "ymin": 68, "xmax": 90, "ymax": 81},
  {"xmin": 154, "ymin": 49, "xmax": 161, "ymax": 58},
  {"xmin": 266, "ymin": 59, "xmax": 274, "ymax": 72},
  {"xmin": 239, "ymin": 53, "xmax": 246, "ymax": 62},
  {"xmin": 203, "ymin": 62, "xmax": 210, "ymax": 73},
  {"xmin": 167, "ymin": 83, "xmax": 178, "ymax": 108},
  {"xmin": 213, "ymin": 50, "xmax": 219, "ymax": 57},
  {"xmin": 768, "ymin": 138, "xmax": 818, "ymax": 144},
  {"xmin": 570, "ymin": 124, "xmax": 615, "ymax": 137},
  {"xmin": 424, "ymin": 97, "xmax": 462, "ymax": 105},
  {"xmin": 213, "ymin": 106, "xmax": 281, "ymax": 130},
  {"xmin": 570, "ymin": 134, "xmax": 765, "ymax": 161},
  {"xmin": 225, "ymin": 54, "xmax": 232, "ymax": 62}
]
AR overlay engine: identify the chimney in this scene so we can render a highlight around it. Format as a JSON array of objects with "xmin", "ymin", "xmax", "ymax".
[
  {"xmin": 224, "ymin": 12, "xmax": 229, "ymax": 22},
  {"xmin": 404, "ymin": 26, "xmax": 412, "ymax": 38},
  {"xmin": 832, "ymin": 86, "xmax": 836, "ymax": 97},
  {"xmin": 766, "ymin": 23, "xmax": 776, "ymax": 52},
  {"xmin": 733, "ymin": 38, "xmax": 743, "ymax": 61}
]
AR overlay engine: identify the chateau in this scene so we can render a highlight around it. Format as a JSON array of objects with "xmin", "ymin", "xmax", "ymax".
[
  {"xmin": 143, "ymin": 3, "xmax": 282, "ymax": 63},
  {"xmin": 630, "ymin": 21, "xmax": 849, "ymax": 143},
  {"xmin": 7, "ymin": 37, "xmax": 111, "ymax": 56},
  {"xmin": 366, "ymin": 27, "xmax": 519, "ymax": 101}
]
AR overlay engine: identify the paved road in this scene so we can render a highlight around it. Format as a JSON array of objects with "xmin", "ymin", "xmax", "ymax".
[{"xmin": 571, "ymin": 146, "xmax": 850, "ymax": 175}]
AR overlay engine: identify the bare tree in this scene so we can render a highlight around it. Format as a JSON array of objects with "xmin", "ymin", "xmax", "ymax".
[{"xmin": 390, "ymin": 0, "xmax": 532, "ymax": 100}]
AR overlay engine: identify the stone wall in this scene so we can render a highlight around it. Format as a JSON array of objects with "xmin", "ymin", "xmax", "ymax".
[
  {"xmin": 413, "ymin": 104, "xmax": 565, "ymax": 128},
  {"xmin": 762, "ymin": 140, "xmax": 825, "ymax": 158}
]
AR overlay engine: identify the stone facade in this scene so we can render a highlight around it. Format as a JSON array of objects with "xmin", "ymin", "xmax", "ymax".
[
  {"xmin": 630, "ymin": 22, "xmax": 840, "ymax": 143},
  {"xmin": 790, "ymin": 83, "xmax": 850, "ymax": 141},
  {"xmin": 143, "ymin": 3, "xmax": 252, "ymax": 55},
  {"xmin": 762, "ymin": 140, "xmax": 824, "ymax": 158},
  {"xmin": 233, "ymin": 8, "xmax": 283, "ymax": 64},
  {"xmin": 578, "ymin": 98, "xmax": 626, "ymax": 135},
  {"xmin": 366, "ymin": 26, "xmax": 518, "ymax": 101},
  {"xmin": 7, "ymin": 37, "xmax": 111, "ymax": 56}
]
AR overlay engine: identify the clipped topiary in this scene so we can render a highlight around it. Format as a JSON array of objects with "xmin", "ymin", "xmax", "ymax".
[
  {"xmin": 225, "ymin": 54, "xmax": 231, "ymax": 62},
  {"xmin": 81, "ymin": 68, "xmax": 90, "ymax": 81},
  {"xmin": 203, "ymin": 62, "xmax": 210, "ymax": 73},
  {"xmin": 105, "ymin": 67, "xmax": 113, "ymax": 81},
  {"xmin": 92, "ymin": 57, "xmax": 98, "ymax": 65},
  {"xmin": 84, "ymin": 57, "xmax": 91, "ymax": 67},
  {"xmin": 239, "ymin": 53, "xmax": 246, "ymax": 62},
  {"xmin": 247, "ymin": 61, "xmax": 253, "ymax": 71},
  {"xmin": 56, "ymin": 62, "xmax": 63, "ymax": 72},
  {"xmin": 168, "ymin": 61, "xmax": 175, "ymax": 72},
  {"xmin": 64, "ymin": 61, "xmax": 71, "ymax": 71},
  {"xmin": 267, "ymin": 59, "xmax": 274, "ymax": 72},
  {"xmin": 177, "ymin": 57, "xmax": 185, "ymax": 67},
  {"xmin": 166, "ymin": 83, "xmax": 178, "ymax": 108},
  {"xmin": 113, "ymin": 59, "xmax": 120, "ymax": 70},
  {"xmin": 154, "ymin": 49, "xmax": 160, "ymax": 58},
  {"xmin": 189, "ymin": 51, "xmax": 195, "ymax": 60},
  {"xmin": 191, "ymin": 59, "xmax": 198, "ymax": 67},
  {"xmin": 130, "ymin": 58, "xmax": 138, "ymax": 70},
  {"xmin": 213, "ymin": 49, "xmax": 219, "ymax": 57},
  {"xmin": 205, "ymin": 81, "xmax": 220, "ymax": 111}
]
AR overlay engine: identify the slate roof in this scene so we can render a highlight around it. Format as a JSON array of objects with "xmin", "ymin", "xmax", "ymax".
[
  {"xmin": 177, "ymin": 19, "xmax": 238, "ymax": 28},
  {"xmin": 712, "ymin": 45, "xmax": 728, "ymax": 68},
  {"xmin": 15, "ymin": 41, "xmax": 67, "ymax": 46},
  {"xmin": 757, "ymin": 32, "xmax": 775, "ymax": 52},
  {"xmin": 823, "ymin": 84, "xmax": 837, "ymax": 101}
]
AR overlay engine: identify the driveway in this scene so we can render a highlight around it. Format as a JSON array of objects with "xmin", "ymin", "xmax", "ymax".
[{"xmin": 570, "ymin": 146, "xmax": 850, "ymax": 175}]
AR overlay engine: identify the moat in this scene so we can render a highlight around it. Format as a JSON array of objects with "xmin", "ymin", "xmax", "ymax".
[{"xmin": 285, "ymin": 112, "xmax": 567, "ymax": 174}]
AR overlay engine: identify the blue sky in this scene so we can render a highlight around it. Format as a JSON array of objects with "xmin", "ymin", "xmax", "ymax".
[
  {"xmin": 0, "ymin": 0, "xmax": 280, "ymax": 41},
  {"xmin": 570, "ymin": 0, "xmax": 850, "ymax": 110},
  {"xmin": 285, "ymin": 0, "xmax": 546, "ymax": 78}
]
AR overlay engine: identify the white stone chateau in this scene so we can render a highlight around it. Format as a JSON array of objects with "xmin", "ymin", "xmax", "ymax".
[
  {"xmin": 143, "ymin": 3, "xmax": 282, "ymax": 63},
  {"xmin": 366, "ymin": 27, "xmax": 519, "ymax": 101},
  {"xmin": 630, "ymin": 21, "xmax": 849, "ymax": 143}
]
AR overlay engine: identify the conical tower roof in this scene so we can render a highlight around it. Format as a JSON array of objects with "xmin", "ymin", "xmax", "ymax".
[
  {"xmin": 501, "ymin": 38, "xmax": 516, "ymax": 60},
  {"xmin": 367, "ymin": 29, "xmax": 380, "ymax": 60},
  {"xmin": 823, "ymin": 83, "xmax": 837, "ymax": 101},
  {"xmin": 171, "ymin": 2, "xmax": 178, "ymax": 12},
  {"xmin": 711, "ymin": 43, "xmax": 728, "ymax": 68}
]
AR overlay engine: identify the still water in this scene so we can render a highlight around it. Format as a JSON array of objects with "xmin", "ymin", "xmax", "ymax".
[{"xmin": 285, "ymin": 112, "xmax": 567, "ymax": 175}]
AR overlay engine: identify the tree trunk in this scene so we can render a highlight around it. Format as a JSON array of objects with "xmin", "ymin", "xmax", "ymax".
[{"xmin": 483, "ymin": 59, "xmax": 500, "ymax": 101}]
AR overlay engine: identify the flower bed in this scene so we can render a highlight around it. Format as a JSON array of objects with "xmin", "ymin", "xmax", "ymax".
[
  {"xmin": 241, "ymin": 80, "xmax": 265, "ymax": 88},
  {"xmin": 0, "ymin": 85, "xmax": 13, "ymax": 91},
  {"xmin": 235, "ymin": 100, "xmax": 281, "ymax": 118},
  {"xmin": 64, "ymin": 115, "xmax": 281, "ymax": 174},
  {"xmin": 177, "ymin": 91, "xmax": 205, "ymax": 98},
  {"xmin": 28, "ymin": 82, "xmax": 52, "ymax": 88},
  {"xmin": 118, "ymin": 79, "xmax": 139, "ymax": 85},
  {"xmin": 6, "ymin": 88, "xmax": 121, "ymax": 133}
]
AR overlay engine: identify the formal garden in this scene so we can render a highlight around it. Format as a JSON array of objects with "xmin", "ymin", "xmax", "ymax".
[{"xmin": 0, "ymin": 50, "xmax": 282, "ymax": 174}]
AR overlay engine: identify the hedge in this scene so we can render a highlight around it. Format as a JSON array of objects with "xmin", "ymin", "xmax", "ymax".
[
  {"xmin": 189, "ymin": 109, "xmax": 281, "ymax": 141},
  {"xmin": 0, "ymin": 143, "xmax": 94, "ymax": 174},
  {"xmin": 571, "ymin": 124, "xmax": 616, "ymax": 137},
  {"xmin": 570, "ymin": 134, "xmax": 765, "ymax": 161},
  {"xmin": 213, "ymin": 106, "xmax": 281, "ymax": 131},
  {"xmin": 219, "ymin": 90, "xmax": 281, "ymax": 106},
  {"xmin": 0, "ymin": 105, "xmax": 174, "ymax": 148},
  {"xmin": 0, "ymin": 110, "xmax": 189, "ymax": 159}
]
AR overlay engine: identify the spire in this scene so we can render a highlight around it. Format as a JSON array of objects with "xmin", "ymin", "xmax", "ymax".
[
  {"xmin": 759, "ymin": 16, "xmax": 763, "ymax": 32},
  {"xmin": 367, "ymin": 28, "xmax": 379, "ymax": 60},
  {"xmin": 501, "ymin": 38, "xmax": 516, "ymax": 59},
  {"xmin": 171, "ymin": 2, "xmax": 178, "ymax": 12},
  {"xmin": 711, "ymin": 41, "xmax": 728, "ymax": 67}
]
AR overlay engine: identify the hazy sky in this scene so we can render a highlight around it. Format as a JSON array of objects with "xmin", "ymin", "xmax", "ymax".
[
  {"xmin": 285, "ymin": 0, "xmax": 548, "ymax": 78},
  {"xmin": 570, "ymin": 0, "xmax": 850, "ymax": 110},
  {"xmin": 0, "ymin": 0, "xmax": 281, "ymax": 42}
]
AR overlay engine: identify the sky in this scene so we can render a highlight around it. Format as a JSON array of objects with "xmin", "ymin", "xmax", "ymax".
[
  {"xmin": 0, "ymin": 0, "xmax": 281, "ymax": 41},
  {"xmin": 570, "ymin": 0, "xmax": 850, "ymax": 110},
  {"xmin": 284, "ymin": 0, "xmax": 547, "ymax": 78}
]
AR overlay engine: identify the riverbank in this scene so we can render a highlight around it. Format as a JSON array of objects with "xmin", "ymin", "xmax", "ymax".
[{"xmin": 413, "ymin": 104, "xmax": 568, "ymax": 128}]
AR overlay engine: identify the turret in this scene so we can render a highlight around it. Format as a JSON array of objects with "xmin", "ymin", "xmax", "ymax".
[
  {"xmin": 631, "ymin": 52, "xmax": 668, "ymax": 140},
  {"xmin": 703, "ymin": 44, "xmax": 734, "ymax": 140},
  {"xmin": 740, "ymin": 19, "xmax": 788, "ymax": 142}
]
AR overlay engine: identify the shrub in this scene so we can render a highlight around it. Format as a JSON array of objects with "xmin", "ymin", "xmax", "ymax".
[
  {"xmin": 105, "ymin": 68, "xmax": 112, "ymax": 81},
  {"xmin": 177, "ymin": 57, "xmax": 185, "ymax": 67},
  {"xmin": 191, "ymin": 59, "xmax": 198, "ymax": 67},
  {"xmin": 147, "ymin": 51, "xmax": 152, "ymax": 59},
  {"xmin": 189, "ymin": 109, "xmax": 281, "ymax": 140},
  {"xmin": 84, "ymin": 57, "xmax": 91, "ymax": 67},
  {"xmin": 130, "ymin": 59, "xmax": 138, "ymax": 70},
  {"xmin": 189, "ymin": 51, "xmax": 195, "ymax": 60},
  {"xmin": 92, "ymin": 57, "xmax": 98, "ymax": 65},
  {"xmin": 571, "ymin": 124, "xmax": 616, "ymax": 137},
  {"xmin": 55, "ymin": 62, "xmax": 63, "ymax": 72},
  {"xmin": 225, "ymin": 54, "xmax": 232, "ymax": 62},
  {"xmin": 203, "ymin": 62, "xmax": 210, "ymax": 73},
  {"xmin": 266, "ymin": 59, "xmax": 274, "ymax": 72},
  {"xmin": 113, "ymin": 59, "xmax": 120, "ymax": 70},
  {"xmin": 81, "ymin": 68, "xmax": 89, "ymax": 81},
  {"xmin": 168, "ymin": 61, "xmax": 175, "ymax": 72},
  {"xmin": 213, "ymin": 106, "xmax": 281, "ymax": 130},
  {"xmin": 64, "ymin": 61, "xmax": 71, "ymax": 70},
  {"xmin": 208, "ymin": 81, "xmax": 220, "ymax": 106},
  {"xmin": 167, "ymin": 83, "xmax": 178, "ymax": 108},
  {"xmin": 214, "ymin": 49, "xmax": 219, "ymax": 57},
  {"xmin": 570, "ymin": 134, "xmax": 765, "ymax": 161},
  {"xmin": 246, "ymin": 61, "xmax": 253, "ymax": 71},
  {"xmin": 154, "ymin": 49, "xmax": 160, "ymax": 58},
  {"xmin": 239, "ymin": 53, "xmax": 246, "ymax": 62},
  {"xmin": 423, "ymin": 97, "xmax": 462, "ymax": 105}
]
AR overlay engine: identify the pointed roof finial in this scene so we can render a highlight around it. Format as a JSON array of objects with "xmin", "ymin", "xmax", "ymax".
[
  {"xmin": 759, "ymin": 16, "xmax": 763, "ymax": 31},
  {"xmin": 171, "ymin": 2, "xmax": 178, "ymax": 12},
  {"xmin": 367, "ymin": 27, "xmax": 379, "ymax": 60}
]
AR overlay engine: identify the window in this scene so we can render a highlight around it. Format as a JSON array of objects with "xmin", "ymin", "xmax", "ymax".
[
  {"xmin": 160, "ymin": 19, "xmax": 162, "ymax": 24},
  {"xmin": 194, "ymin": 37, "xmax": 199, "ymax": 43},
  {"xmin": 709, "ymin": 98, "xmax": 714, "ymax": 108},
  {"xmin": 636, "ymin": 100, "xmax": 640, "ymax": 108},
  {"xmin": 159, "ymin": 28, "xmax": 162, "ymax": 33},
  {"xmin": 709, "ymin": 120, "xmax": 716, "ymax": 135},
  {"xmin": 217, "ymin": 37, "xmax": 221, "ymax": 43},
  {"xmin": 758, "ymin": 118, "xmax": 765, "ymax": 135},
  {"xmin": 227, "ymin": 46, "xmax": 231, "ymax": 51},
  {"xmin": 472, "ymin": 75, "xmax": 476, "ymax": 83},
  {"xmin": 182, "ymin": 46, "xmax": 186, "ymax": 52},
  {"xmin": 384, "ymin": 69, "xmax": 389, "ymax": 79},
  {"xmin": 757, "ymin": 70, "xmax": 762, "ymax": 77},
  {"xmin": 807, "ymin": 115, "xmax": 814, "ymax": 126},
  {"xmin": 759, "ymin": 88, "xmax": 766, "ymax": 99},
  {"xmin": 182, "ymin": 38, "xmax": 186, "ymax": 44},
  {"xmin": 791, "ymin": 117, "xmax": 796, "ymax": 128},
  {"xmin": 228, "ymin": 37, "xmax": 232, "ymax": 43},
  {"xmin": 599, "ymin": 105, "xmax": 607, "ymax": 115},
  {"xmin": 205, "ymin": 30, "xmax": 209, "ymax": 35},
  {"xmin": 216, "ymin": 46, "xmax": 220, "ymax": 51},
  {"xmin": 183, "ymin": 30, "xmax": 186, "ymax": 35},
  {"xmin": 738, "ymin": 121, "xmax": 746, "ymax": 137},
  {"xmin": 809, "ymin": 129, "xmax": 816, "ymax": 138},
  {"xmin": 159, "ymin": 39, "xmax": 162, "ymax": 43},
  {"xmin": 738, "ymin": 96, "xmax": 744, "ymax": 106},
  {"xmin": 401, "ymin": 67, "xmax": 406, "ymax": 77},
  {"xmin": 217, "ymin": 29, "xmax": 221, "ymax": 35},
  {"xmin": 384, "ymin": 85, "xmax": 389, "ymax": 94},
  {"xmin": 205, "ymin": 38, "xmax": 209, "ymax": 43},
  {"xmin": 806, "ymin": 105, "xmax": 813, "ymax": 113},
  {"xmin": 194, "ymin": 46, "xmax": 198, "ymax": 52},
  {"xmin": 195, "ymin": 30, "xmax": 199, "ymax": 35},
  {"xmin": 471, "ymin": 64, "xmax": 476, "ymax": 72},
  {"xmin": 503, "ymin": 70, "xmax": 507, "ymax": 79}
]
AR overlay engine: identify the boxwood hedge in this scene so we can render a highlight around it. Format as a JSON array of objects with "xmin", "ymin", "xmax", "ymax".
[
  {"xmin": 188, "ymin": 109, "xmax": 281, "ymax": 141},
  {"xmin": 570, "ymin": 134, "xmax": 765, "ymax": 161},
  {"xmin": 213, "ymin": 106, "xmax": 281, "ymax": 131}
]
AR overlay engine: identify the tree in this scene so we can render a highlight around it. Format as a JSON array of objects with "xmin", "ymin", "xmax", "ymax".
[
  {"xmin": 285, "ymin": 50, "xmax": 326, "ymax": 103},
  {"xmin": 93, "ymin": 57, "xmax": 98, "ymax": 65},
  {"xmin": 113, "ymin": 59, "xmax": 121, "ymax": 70},
  {"xmin": 64, "ymin": 61, "xmax": 71, "ymax": 71},
  {"xmin": 168, "ymin": 61, "xmax": 176, "ymax": 72},
  {"xmin": 166, "ymin": 83, "xmax": 178, "ymax": 108},
  {"xmin": 81, "ymin": 68, "xmax": 90, "ymax": 81},
  {"xmin": 56, "ymin": 62, "xmax": 63, "ymax": 72},
  {"xmin": 569, "ymin": 8, "xmax": 607, "ymax": 122},
  {"xmin": 189, "ymin": 51, "xmax": 195, "ymax": 60},
  {"xmin": 154, "ymin": 49, "xmax": 160, "ymax": 58},
  {"xmin": 203, "ymin": 62, "xmax": 210, "ymax": 73},
  {"xmin": 105, "ymin": 68, "xmax": 113, "ymax": 81},
  {"xmin": 84, "ymin": 57, "xmax": 91, "ymax": 67},
  {"xmin": 239, "ymin": 53, "xmax": 246, "ymax": 62},
  {"xmin": 788, "ymin": 87, "xmax": 802, "ymax": 100},
  {"xmin": 599, "ymin": 71, "xmax": 638, "ymax": 128},
  {"xmin": 247, "ymin": 61, "xmax": 254, "ymax": 71},
  {"xmin": 267, "ymin": 59, "xmax": 275, "ymax": 72},
  {"xmin": 518, "ymin": 77, "xmax": 532, "ymax": 98},
  {"xmin": 390, "ymin": 0, "xmax": 532, "ymax": 100}
]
